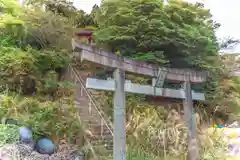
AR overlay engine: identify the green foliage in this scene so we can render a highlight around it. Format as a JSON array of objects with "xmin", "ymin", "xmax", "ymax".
[
  {"xmin": 27, "ymin": 0, "xmax": 98, "ymax": 28},
  {"xmin": 45, "ymin": 0, "xmax": 79, "ymax": 18},
  {"xmin": 0, "ymin": 1, "xmax": 71, "ymax": 96},
  {"xmin": 31, "ymin": 49, "xmax": 70, "ymax": 73},
  {"xmin": 212, "ymin": 76, "xmax": 240, "ymax": 117},
  {"xmin": 127, "ymin": 148, "xmax": 157, "ymax": 160},
  {"xmin": 0, "ymin": 46, "xmax": 37, "ymax": 93},
  {"xmin": 21, "ymin": 9, "xmax": 74, "ymax": 50},
  {"xmin": 95, "ymin": 0, "xmax": 220, "ymax": 69},
  {"xmin": 0, "ymin": 0, "xmax": 26, "ymax": 46},
  {"xmin": 0, "ymin": 46, "xmax": 70, "ymax": 95},
  {"xmin": 0, "ymin": 94, "xmax": 82, "ymax": 141},
  {"xmin": 0, "ymin": 124, "xmax": 19, "ymax": 146},
  {"xmin": 0, "ymin": 0, "xmax": 83, "ymax": 146},
  {"xmin": 0, "ymin": 0, "xmax": 24, "ymax": 27}
]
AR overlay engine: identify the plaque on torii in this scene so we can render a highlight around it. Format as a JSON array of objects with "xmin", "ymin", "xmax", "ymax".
[{"xmin": 72, "ymin": 38, "xmax": 207, "ymax": 160}]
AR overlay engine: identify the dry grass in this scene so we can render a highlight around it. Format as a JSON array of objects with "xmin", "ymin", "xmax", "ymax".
[{"xmin": 125, "ymin": 105, "xmax": 229, "ymax": 160}]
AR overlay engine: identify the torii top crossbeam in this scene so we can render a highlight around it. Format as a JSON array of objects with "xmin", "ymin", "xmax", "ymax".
[{"xmin": 72, "ymin": 38, "xmax": 207, "ymax": 83}]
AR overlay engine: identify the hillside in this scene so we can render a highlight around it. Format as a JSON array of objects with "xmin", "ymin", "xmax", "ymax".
[{"xmin": 1, "ymin": 0, "xmax": 240, "ymax": 159}]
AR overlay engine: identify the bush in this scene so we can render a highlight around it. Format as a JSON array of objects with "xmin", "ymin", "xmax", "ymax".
[
  {"xmin": 0, "ymin": 45, "xmax": 70, "ymax": 96},
  {"xmin": 0, "ymin": 46, "xmax": 37, "ymax": 93},
  {"xmin": 0, "ymin": 94, "xmax": 83, "ymax": 142},
  {"xmin": 0, "ymin": 124, "xmax": 19, "ymax": 147}
]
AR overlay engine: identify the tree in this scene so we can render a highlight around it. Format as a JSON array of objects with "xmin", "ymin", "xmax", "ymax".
[
  {"xmin": 95, "ymin": 0, "xmax": 220, "ymax": 69},
  {"xmin": 219, "ymin": 37, "xmax": 240, "ymax": 50},
  {"xmin": 45, "ymin": 0, "xmax": 78, "ymax": 17},
  {"xmin": 22, "ymin": 8, "xmax": 74, "ymax": 50},
  {"xmin": 0, "ymin": 0, "xmax": 25, "ymax": 46},
  {"xmin": 43, "ymin": 0, "xmax": 98, "ymax": 28},
  {"xmin": 0, "ymin": 0, "xmax": 71, "ymax": 94},
  {"xmin": 24, "ymin": 0, "xmax": 95, "ymax": 27},
  {"xmin": 88, "ymin": 4, "xmax": 100, "ymax": 27}
]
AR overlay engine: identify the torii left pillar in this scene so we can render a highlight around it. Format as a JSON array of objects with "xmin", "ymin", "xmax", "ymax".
[{"xmin": 113, "ymin": 68, "xmax": 126, "ymax": 160}]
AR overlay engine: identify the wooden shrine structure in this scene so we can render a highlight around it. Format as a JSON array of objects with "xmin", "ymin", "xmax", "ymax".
[
  {"xmin": 75, "ymin": 31, "xmax": 93, "ymax": 44},
  {"xmin": 72, "ymin": 37, "xmax": 207, "ymax": 160}
]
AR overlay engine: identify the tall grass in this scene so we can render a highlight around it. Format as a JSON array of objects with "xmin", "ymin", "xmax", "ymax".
[
  {"xmin": 126, "ymin": 105, "xmax": 229, "ymax": 160},
  {"xmin": 89, "ymin": 87, "xmax": 231, "ymax": 159}
]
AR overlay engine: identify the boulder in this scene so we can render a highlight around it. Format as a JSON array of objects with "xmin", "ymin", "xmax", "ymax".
[
  {"xmin": 19, "ymin": 127, "xmax": 33, "ymax": 143},
  {"xmin": 36, "ymin": 138, "xmax": 56, "ymax": 155}
]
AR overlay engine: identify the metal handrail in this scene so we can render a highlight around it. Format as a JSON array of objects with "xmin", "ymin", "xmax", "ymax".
[{"xmin": 69, "ymin": 65, "xmax": 114, "ymax": 136}]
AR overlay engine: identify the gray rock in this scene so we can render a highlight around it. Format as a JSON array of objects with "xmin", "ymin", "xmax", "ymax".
[{"xmin": 19, "ymin": 127, "xmax": 33, "ymax": 143}]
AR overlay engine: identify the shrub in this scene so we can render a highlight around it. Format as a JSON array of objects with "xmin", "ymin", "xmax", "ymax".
[
  {"xmin": 0, "ymin": 94, "xmax": 83, "ymax": 142},
  {"xmin": 0, "ymin": 124, "xmax": 19, "ymax": 147}
]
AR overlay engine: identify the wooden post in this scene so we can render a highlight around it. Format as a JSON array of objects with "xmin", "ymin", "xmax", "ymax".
[
  {"xmin": 183, "ymin": 78, "xmax": 199, "ymax": 160},
  {"xmin": 113, "ymin": 68, "xmax": 126, "ymax": 160}
]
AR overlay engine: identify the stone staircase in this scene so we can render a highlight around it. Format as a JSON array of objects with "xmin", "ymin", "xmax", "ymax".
[{"xmin": 66, "ymin": 65, "xmax": 113, "ymax": 158}]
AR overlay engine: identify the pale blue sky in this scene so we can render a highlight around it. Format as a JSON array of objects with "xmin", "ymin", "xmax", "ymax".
[
  {"xmin": 73, "ymin": 0, "xmax": 240, "ymax": 53},
  {"xmin": 73, "ymin": 0, "xmax": 101, "ymax": 13}
]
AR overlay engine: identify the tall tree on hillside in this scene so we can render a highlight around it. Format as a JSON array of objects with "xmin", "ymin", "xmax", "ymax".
[
  {"xmin": 45, "ymin": 0, "xmax": 100, "ymax": 27},
  {"xmin": 45, "ymin": 0, "xmax": 78, "ymax": 17},
  {"xmin": 95, "ymin": 0, "xmax": 220, "ymax": 70},
  {"xmin": 0, "ymin": 0, "xmax": 24, "ymax": 27},
  {"xmin": 0, "ymin": 0, "xmax": 25, "ymax": 45},
  {"xmin": 25, "ymin": 0, "xmax": 97, "ymax": 27},
  {"xmin": 89, "ymin": 4, "xmax": 100, "ymax": 27},
  {"xmin": 75, "ymin": 4, "xmax": 100, "ymax": 28}
]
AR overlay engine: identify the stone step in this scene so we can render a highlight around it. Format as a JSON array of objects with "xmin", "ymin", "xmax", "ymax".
[
  {"xmin": 78, "ymin": 109, "xmax": 106, "ymax": 118},
  {"xmin": 92, "ymin": 134, "xmax": 113, "ymax": 140},
  {"xmin": 77, "ymin": 107, "xmax": 99, "ymax": 115},
  {"xmin": 90, "ymin": 138, "xmax": 113, "ymax": 143},
  {"xmin": 91, "ymin": 143, "xmax": 113, "ymax": 151},
  {"xmin": 88, "ymin": 127, "xmax": 112, "ymax": 133},
  {"xmin": 88, "ymin": 90, "xmax": 101, "ymax": 95},
  {"xmin": 75, "ymin": 97, "xmax": 89, "ymax": 102},
  {"xmin": 85, "ymin": 134, "xmax": 112, "ymax": 142},
  {"xmin": 77, "ymin": 107, "xmax": 100, "ymax": 114},
  {"xmin": 91, "ymin": 140, "xmax": 113, "ymax": 147},
  {"xmin": 78, "ymin": 113, "xmax": 100, "ymax": 120},
  {"xmin": 91, "ymin": 135, "xmax": 113, "ymax": 141},
  {"xmin": 88, "ymin": 132, "xmax": 112, "ymax": 139},
  {"xmin": 81, "ymin": 117, "xmax": 100, "ymax": 124},
  {"xmin": 84, "ymin": 127, "xmax": 112, "ymax": 137},
  {"xmin": 75, "ymin": 101, "xmax": 95, "ymax": 108},
  {"xmin": 90, "ymin": 125, "xmax": 112, "ymax": 133}
]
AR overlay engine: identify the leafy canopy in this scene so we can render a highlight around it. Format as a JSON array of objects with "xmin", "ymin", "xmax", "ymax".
[
  {"xmin": 0, "ymin": 0, "xmax": 24, "ymax": 27},
  {"xmin": 95, "ymin": 0, "xmax": 220, "ymax": 69}
]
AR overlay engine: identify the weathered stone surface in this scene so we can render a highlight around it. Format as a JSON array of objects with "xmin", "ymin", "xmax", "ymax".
[
  {"xmin": 72, "ymin": 39, "xmax": 208, "ymax": 83},
  {"xmin": 86, "ymin": 78, "xmax": 205, "ymax": 101}
]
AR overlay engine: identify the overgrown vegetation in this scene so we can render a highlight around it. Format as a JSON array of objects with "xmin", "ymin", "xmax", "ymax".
[
  {"xmin": 1, "ymin": 0, "xmax": 240, "ymax": 159},
  {"xmin": 0, "ymin": 94, "xmax": 82, "ymax": 141},
  {"xmin": 0, "ymin": 124, "xmax": 19, "ymax": 146},
  {"xmin": 0, "ymin": 0, "xmax": 81, "ymax": 146},
  {"xmin": 92, "ymin": 0, "xmax": 240, "ymax": 159}
]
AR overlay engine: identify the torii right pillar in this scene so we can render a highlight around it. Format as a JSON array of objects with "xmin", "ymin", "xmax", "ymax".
[{"xmin": 183, "ymin": 76, "xmax": 199, "ymax": 160}]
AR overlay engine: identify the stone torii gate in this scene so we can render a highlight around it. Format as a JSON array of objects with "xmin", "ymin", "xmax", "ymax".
[{"xmin": 72, "ymin": 39, "xmax": 207, "ymax": 160}]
